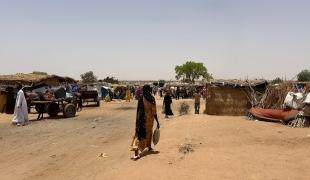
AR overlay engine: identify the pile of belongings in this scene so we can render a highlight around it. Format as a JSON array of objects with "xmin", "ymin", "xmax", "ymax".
[
  {"xmin": 25, "ymin": 85, "xmax": 74, "ymax": 102},
  {"xmin": 248, "ymin": 92, "xmax": 310, "ymax": 127}
]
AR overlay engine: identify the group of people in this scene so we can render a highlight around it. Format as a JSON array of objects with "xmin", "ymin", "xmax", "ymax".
[
  {"xmin": 131, "ymin": 85, "xmax": 204, "ymax": 160},
  {"xmin": 10, "ymin": 83, "xmax": 203, "ymax": 161},
  {"xmin": 163, "ymin": 88, "xmax": 203, "ymax": 117}
]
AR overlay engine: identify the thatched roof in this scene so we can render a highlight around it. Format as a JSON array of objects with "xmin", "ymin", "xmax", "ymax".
[{"xmin": 0, "ymin": 73, "xmax": 76, "ymax": 86}]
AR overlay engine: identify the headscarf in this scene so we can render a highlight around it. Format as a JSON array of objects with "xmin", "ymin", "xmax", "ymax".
[{"xmin": 142, "ymin": 84, "xmax": 156, "ymax": 105}]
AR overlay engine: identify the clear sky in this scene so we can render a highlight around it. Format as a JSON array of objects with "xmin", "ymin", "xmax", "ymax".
[{"xmin": 0, "ymin": 0, "xmax": 309, "ymax": 80}]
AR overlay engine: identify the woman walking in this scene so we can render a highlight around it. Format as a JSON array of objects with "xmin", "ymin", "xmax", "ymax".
[
  {"xmin": 131, "ymin": 85, "xmax": 160, "ymax": 160},
  {"xmin": 163, "ymin": 91, "xmax": 174, "ymax": 118}
]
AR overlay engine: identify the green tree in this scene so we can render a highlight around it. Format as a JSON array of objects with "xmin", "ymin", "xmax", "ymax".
[
  {"xmin": 153, "ymin": 82, "xmax": 159, "ymax": 86},
  {"xmin": 102, "ymin": 76, "xmax": 119, "ymax": 84},
  {"xmin": 297, "ymin": 69, "xmax": 310, "ymax": 82},
  {"xmin": 80, "ymin": 71, "xmax": 98, "ymax": 84},
  {"xmin": 175, "ymin": 61, "xmax": 212, "ymax": 83},
  {"xmin": 158, "ymin": 80, "xmax": 166, "ymax": 87},
  {"xmin": 32, "ymin": 71, "xmax": 48, "ymax": 75},
  {"xmin": 271, "ymin": 77, "xmax": 283, "ymax": 84}
]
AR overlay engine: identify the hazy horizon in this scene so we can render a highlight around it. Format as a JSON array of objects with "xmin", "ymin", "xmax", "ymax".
[{"xmin": 1, "ymin": 0, "xmax": 309, "ymax": 81}]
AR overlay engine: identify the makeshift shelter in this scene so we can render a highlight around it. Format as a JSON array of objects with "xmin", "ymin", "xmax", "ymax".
[
  {"xmin": 0, "ymin": 73, "xmax": 76, "ymax": 114},
  {"xmin": 205, "ymin": 80, "xmax": 268, "ymax": 116},
  {"xmin": 252, "ymin": 81, "xmax": 310, "ymax": 109},
  {"xmin": 0, "ymin": 73, "xmax": 76, "ymax": 86},
  {"xmin": 246, "ymin": 82, "xmax": 310, "ymax": 128}
]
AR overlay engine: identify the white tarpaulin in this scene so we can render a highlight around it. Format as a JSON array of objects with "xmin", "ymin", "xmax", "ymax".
[
  {"xmin": 284, "ymin": 92, "xmax": 304, "ymax": 109},
  {"xmin": 304, "ymin": 93, "xmax": 310, "ymax": 104}
]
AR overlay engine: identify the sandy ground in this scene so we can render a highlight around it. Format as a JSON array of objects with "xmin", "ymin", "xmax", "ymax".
[{"xmin": 1, "ymin": 98, "xmax": 310, "ymax": 180}]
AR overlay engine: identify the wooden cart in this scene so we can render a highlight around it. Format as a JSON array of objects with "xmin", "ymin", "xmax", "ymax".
[
  {"xmin": 79, "ymin": 90, "xmax": 100, "ymax": 107},
  {"xmin": 30, "ymin": 98, "xmax": 77, "ymax": 118}
]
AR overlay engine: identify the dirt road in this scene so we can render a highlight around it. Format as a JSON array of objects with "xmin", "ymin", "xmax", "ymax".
[
  {"xmin": 1, "ymin": 99, "xmax": 310, "ymax": 180},
  {"xmin": 0, "ymin": 100, "xmax": 138, "ymax": 180}
]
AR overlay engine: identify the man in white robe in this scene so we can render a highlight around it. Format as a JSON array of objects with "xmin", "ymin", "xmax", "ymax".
[{"xmin": 12, "ymin": 84, "xmax": 29, "ymax": 126}]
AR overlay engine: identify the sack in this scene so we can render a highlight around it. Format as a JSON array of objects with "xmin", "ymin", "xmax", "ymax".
[{"xmin": 153, "ymin": 128, "xmax": 160, "ymax": 145}]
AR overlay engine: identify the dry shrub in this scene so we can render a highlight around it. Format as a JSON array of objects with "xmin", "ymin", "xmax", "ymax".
[
  {"xmin": 179, "ymin": 102, "xmax": 190, "ymax": 116},
  {"xmin": 179, "ymin": 143, "xmax": 194, "ymax": 154}
]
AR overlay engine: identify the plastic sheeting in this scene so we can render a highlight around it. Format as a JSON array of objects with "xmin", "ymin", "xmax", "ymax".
[
  {"xmin": 284, "ymin": 92, "xmax": 304, "ymax": 109},
  {"xmin": 304, "ymin": 93, "xmax": 310, "ymax": 104}
]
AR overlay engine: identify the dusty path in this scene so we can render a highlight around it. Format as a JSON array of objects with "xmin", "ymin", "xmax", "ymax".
[
  {"xmin": 1, "ymin": 98, "xmax": 310, "ymax": 180},
  {"xmin": 0, "ymin": 100, "xmax": 138, "ymax": 180}
]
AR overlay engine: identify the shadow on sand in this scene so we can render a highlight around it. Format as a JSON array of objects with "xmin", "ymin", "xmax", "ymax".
[
  {"xmin": 140, "ymin": 150, "xmax": 160, "ymax": 158},
  {"xmin": 29, "ymin": 114, "xmax": 79, "ymax": 122}
]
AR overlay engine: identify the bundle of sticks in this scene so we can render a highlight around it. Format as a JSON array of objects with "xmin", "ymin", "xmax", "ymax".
[
  {"xmin": 245, "ymin": 82, "xmax": 294, "ymax": 109},
  {"xmin": 259, "ymin": 82, "xmax": 294, "ymax": 109},
  {"xmin": 288, "ymin": 117, "xmax": 310, "ymax": 128}
]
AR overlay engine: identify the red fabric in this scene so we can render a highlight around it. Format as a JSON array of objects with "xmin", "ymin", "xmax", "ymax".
[{"xmin": 249, "ymin": 107, "xmax": 298, "ymax": 121}]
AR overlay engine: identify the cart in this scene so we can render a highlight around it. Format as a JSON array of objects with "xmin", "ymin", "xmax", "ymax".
[
  {"xmin": 79, "ymin": 90, "xmax": 100, "ymax": 107},
  {"xmin": 30, "ymin": 98, "xmax": 77, "ymax": 118}
]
